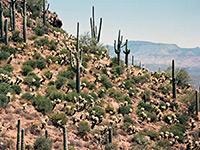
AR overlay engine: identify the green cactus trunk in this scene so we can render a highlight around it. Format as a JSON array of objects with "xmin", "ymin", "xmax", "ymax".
[
  {"xmin": 90, "ymin": 6, "xmax": 103, "ymax": 45},
  {"xmin": 5, "ymin": 19, "xmax": 8, "ymax": 45},
  {"xmin": 17, "ymin": 118, "xmax": 21, "ymax": 150},
  {"xmin": 132, "ymin": 55, "xmax": 134, "ymax": 66},
  {"xmin": 196, "ymin": 90, "xmax": 199, "ymax": 116},
  {"xmin": 22, "ymin": 0, "xmax": 27, "ymax": 43},
  {"xmin": 63, "ymin": 127, "xmax": 68, "ymax": 150},
  {"xmin": 114, "ymin": 30, "xmax": 125, "ymax": 65},
  {"xmin": 108, "ymin": 128, "xmax": 112, "ymax": 144},
  {"xmin": 172, "ymin": 60, "xmax": 176, "ymax": 99},
  {"xmin": 70, "ymin": 22, "xmax": 81, "ymax": 94},
  {"xmin": 21, "ymin": 128, "xmax": 25, "ymax": 150},
  {"xmin": 11, "ymin": 0, "xmax": 16, "ymax": 31},
  {"xmin": 0, "ymin": 2, "xmax": 3, "ymax": 39},
  {"xmin": 10, "ymin": 3, "xmax": 13, "ymax": 30},
  {"xmin": 45, "ymin": 129, "xmax": 48, "ymax": 139},
  {"xmin": 123, "ymin": 39, "xmax": 130, "ymax": 67}
]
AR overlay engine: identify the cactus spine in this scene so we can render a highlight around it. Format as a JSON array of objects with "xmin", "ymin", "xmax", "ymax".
[
  {"xmin": 132, "ymin": 55, "xmax": 134, "ymax": 66},
  {"xmin": 90, "ymin": 6, "xmax": 102, "ymax": 45},
  {"xmin": 5, "ymin": 19, "xmax": 8, "ymax": 45},
  {"xmin": 70, "ymin": 22, "xmax": 82, "ymax": 94},
  {"xmin": 196, "ymin": 90, "xmax": 199, "ymax": 116},
  {"xmin": 11, "ymin": 0, "xmax": 17, "ymax": 31},
  {"xmin": 21, "ymin": 128, "xmax": 25, "ymax": 150},
  {"xmin": 45, "ymin": 129, "xmax": 48, "ymax": 139},
  {"xmin": 17, "ymin": 118, "xmax": 21, "ymax": 150},
  {"xmin": 63, "ymin": 127, "xmax": 68, "ymax": 150},
  {"xmin": 21, "ymin": 0, "xmax": 27, "ymax": 43},
  {"xmin": 0, "ymin": 2, "xmax": 3, "ymax": 39},
  {"xmin": 172, "ymin": 60, "xmax": 176, "ymax": 99},
  {"xmin": 114, "ymin": 30, "xmax": 126, "ymax": 65},
  {"xmin": 43, "ymin": 0, "xmax": 50, "ymax": 26},
  {"xmin": 123, "ymin": 39, "xmax": 130, "ymax": 67}
]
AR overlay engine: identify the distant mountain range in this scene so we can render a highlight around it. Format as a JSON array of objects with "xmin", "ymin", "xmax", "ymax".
[{"xmin": 108, "ymin": 41, "xmax": 200, "ymax": 88}]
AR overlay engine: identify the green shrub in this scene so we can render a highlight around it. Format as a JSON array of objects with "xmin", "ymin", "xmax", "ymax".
[
  {"xmin": 49, "ymin": 91, "xmax": 64, "ymax": 101},
  {"xmin": 82, "ymin": 54, "xmax": 92, "ymax": 62},
  {"xmin": 98, "ymin": 87, "xmax": 107, "ymax": 98},
  {"xmin": 176, "ymin": 113, "xmax": 188, "ymax": 125},
  {"xmin": 0, "ymin": 69, "xmax": 11, "ymax": 77},
  {"xmin": 34, "ymin": 38, "xmax": 49, "ymax": 47},
  {"xmin": 133, "ymin": 134, "xmax": 149, "ymax": 147},
  {"xmin": 33, "ymin": 52, "xmax": 42, "ymax": 60},
  {"xmin": 36, "ymin": 59, "xmax": 46, "ymax": 70},
  {"xmin": 33, "ymin": 136, "xmax": 53, "ymax": 150},
  {"xmin": 113, "ymin": 65, "xmax": 124, "ymax": 75},
  {"xmin": 11, "ymin": 84, "xmax": 21, "ymax": 95},
  {"xmin": 22, "ymin": 92, "xmax": 34, "ymax": 100},
  {"xmin": 21, "ymin": 65, "xmax": 33, "ymax": 76},
  {"xmin": 0, "ymin": 83, "xmax": 11, "ymax": 95},
  {"xmin": 65, "ymin": 90, "xmax": 79, "ymax": 102},
  {"xmin": 138, "ymin": 101, "xmax": 152, "ymax": 112},
  {"xmin": 100, "ymin": 75, "xmax": 113, "ymax": 89},
  {"xmin": 11, "ymin": 30, "xmax": 23, "ymax": 42},
  {"xmin": 139, "ymin": 129, "xmax": 159, "ymax": 140},
  {"xmin": 0, "ymin": 51, "xmax": 9, "ymax": 61},
  {"xmin": 50, "ymin": 40, "xmax": 57, "ymax": 50},
  {"xmin": 23, "ymin": 60, "xmax": 36, "ymax": 69},
  {"xmin": 58, "ymin": 70, "xmax": 75, "ymax": 80},
  {"xmin": 90, "ymin": 92, "xmax": 98, "ymax": 100},
  {"xmin": 3, "ymin": 9, "xmax": 10, "ymax": 17},
  {"xmin": 105, "ymin": 104, "xmax": 115, "ymax": 113},
  {"xmin": 3, "ymin": 64, "xmax": 13, "ymax": 72},
  {"xmin": 51, "ymin": 113, "xmax": 68, "ymax": 127},
  {"xmin": 55, "ymin": 76, "xmax": 66, "ymax": 89},
  {"xmin": 124, "ymin": 116, "xmax": 133, "ymax": 123},
  {"xmin": 140, "ymin": 90, "xmax": 150, "ymax": 102},
  {"xmin": 132, "ymin": 74, "xmax": 150, "ymax": 85},
  {"xmin": 0, "ymin": 94, "xmax": 9, "ymax": 108},
  {"xmin": 78, "ymin": 121, "xmax": 90, "ymax": 136},
  {"xmin": 67, "ymin": 79, "xmax": 76, "ymax": 90},
  {"xmin": 108, "ymin": 88, "xmax": 122, "ymax": 100},
  {"xmin": 28, "ymin": 34, "xmax": 38, "ymax": 40},
  {"xmin": 34, "ymin": 28, "xmax": 44, "ymax": 36},
  {"xmin": 118, "ymin": 105, "xmax": 133, "ymax": 115},
  {"xmin": 24, "ymin": 73, "xmax": 40, "ymax": 88},
  {"xmin": 44, "ymin": 71, "xmax": 53, "ymax": 79},
  {"xmin": 33, "ymin": 94, "xmax": 52, "ymax": 114},
  {"xmin": 156, "ymin": 140, "xmax": 170, "ymax": 148},
  {"xmin": 89, "ymin": 105, "xmax": 106, "ymax": 118},
  {"xmin": 1, "ymin": 44, "xmax": 16, "ymax": 55}
]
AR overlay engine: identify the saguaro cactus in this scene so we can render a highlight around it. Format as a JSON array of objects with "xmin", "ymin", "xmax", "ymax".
[
  {"xmin": 114, "ymin": 30, "xmax": 126, "ymax": 65},
  {"xmin": 172, "ymin": 60, "xmax": 176, "ymax": 99},
  {"xmin": 43, "ymin": 0, "xmax": 50, "ymax": 26},
  {"xmin": 90, "ymin": 6, "xmax": 102, "ymax": 44},
  {"xmin": 11, "ymin": 0, "xmax": 17, "ymax": 31},
  {"xmin": 45, "ymin": 129, "xmax": 48, "ymax": 139},
  {"xmin": 21, "ymin": 128, "xmax": 25, "ymax": 150},
  {"xmin": 10, "ymin": 3, "xmax": 13, "ymax": 30},
  {"xmin": 21, "ymin": 0, "xmax": 27, "ymax": 43},
  {"xmin": 132, "ymin": 55, "xmax": 134, "ymax": 66},
  {"xmin": 70, "ymin": 22, "xmax": 82, "ymax": 94},
  {"xmin": 108, "ymin": 128, "xmax": 112, "ymax": 144},
  {"xmin": 0, "ymin": 2, "xmax": 3, "ymax": 39},
  {"xmin": 123, "ymin": 39, "xmax": 130, "ymax": 67},
  {"xmin": 63, "ymin": 127, "xmax": 68, "ymax": 150},
  {"xmin": 17, "ymin": 118, "xmax": 21, "ymax": 150},
  {"xmin": 5, "ymin": 19, "xmax": 8, "ymax": 45},
  {"xmin": 196, "ymin": 90, "xmax": 199, "ymax": 116}
]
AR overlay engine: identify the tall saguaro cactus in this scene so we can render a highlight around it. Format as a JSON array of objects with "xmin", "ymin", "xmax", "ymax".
[
  {"xmin": 172, "ymin": 60, "xmax": 176, "ymax": 99},
  {"xmin": 132, "ymin": 55, "xmax": 134, "ymax": 66},
  {"xmin": 5, "ymin": 19, "xmax": 8, "ymax": 45},
  {"xmin": 108, "ymin": 128, "xmax": 112, "ymax": 144},
  {"xmin": 196, "ymin": 90, "xmax": 199, "ymax": 116},
  {"xmin": 17, "ymin": 118, "xmax": 21, "ymax": 150},
  {"xmin": 70, "ymin": 22, "xmax": 82, "ymax": 94},
  {"xmin": 43, "ymin": 0, "xmax": 50, "ymax": 26},
  {"xmin": 63, "ymin": 127, "xmax": 68, "ymax": 150},
  {"xmin": 114, "ymin": 30, "xmax": 126, "ymax": 65},
  {"xmin": 90, "ymin": 6, "xmax": 102, "ymax": 44},
  {"xmin": 11, "ymin": 0, "xmax": 17, "ymax": 31},
  {"xmin": 45, "ymin": 129, "xmax": 48, "ymax": 139},
  {"xmin": 21, "ymin": 0, "xmax": 27, "ymax": 43},
  {"xmin": 0, "ymin": 2, "xmax": 3, "ymax": 39},
  {"xmin": 123, "ymin": 39, "xmax": 130, "ymax": 67},
  {"xmin": 21, "ymin": 128, "xmax": 25, "ymax": 150}
]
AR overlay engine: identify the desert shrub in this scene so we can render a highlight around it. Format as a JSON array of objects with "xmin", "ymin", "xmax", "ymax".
[
  {"xmin": 3, "ymin": 9, "xmax": 10, "ymax": 17},
  {"xmin": 33, "ymin": 52, "xmax": 42, "ymax": 60},
  {"xmin": 118, "ymin": 105, "xmax": 133, "ymax": 115},
  {"xmin": 28, "ymin": 34, "xmax": 38, "ymax": 40},
  {"xmin": 123, "ymin": 96, "xmax": 132, "ymax": 104},
  {"xmin": 50, "ymin": 40, "xmax": 57, "ymax": 50},
  {"xmin": 124, "ymin": 80, "xmax": 134, "ymax": 89},
  {"xmin": 0, "ymin": 94, "xmax": 9, "ymax": 108},
  {"xmin": 55, "ymin": 76, "xmax": 66, "ymax": 89},
  {"xmin": 21, "ymin": 65, "xmax": 33, "ymax": 76},
  {"xmin": 44, "ymin": 71, "xmax": 53, "ymax": 79},
  {"xmin": 170, "ymin": 102, "xmax": 178, "ymax": 110},
  {"xmin": 158, "ymin": 83, "xmax": 171, "ymax": 95},
  {"xmin": 36, "ymin": 59, "xmax": 46, "ymax": 70},
  {"xmin": 113, "ymin": 65, "xmax": 124, "ymax": 75},
  {"xmin": 34, "ymin": 28, "xmax": 44, "ymax": 36},
  {"xmin": 0, "ymin": 83, "xmax": 11, "ymax": 95},
  {"xmin": 133, "ymin": 134, "xmax": 150, "ymax": 147},
  {"xmin": 1, "ymin": 44, "xmax": 16, "ymax": 55},
  {"xmin": 33, "ymin": 136, "xmax": 53, "ymax": 150},
  {"xmin": 24, "ymin": 72, "xmax": 40, "ymax": 88},
  {"xmin": 78, "ymin": 121, "xmax": 90, "ymax": 136},
  {"xmin": 27, "ymin": 0, "xmax": 43, "ymax": 19},
  {"xmin": 51, "ymin": 113, "xmax": 68, "ymax": 127},
  {"xmin": 138, "ymin": 101, "xmax": 152, "ymax": 112},
  {"xmin": 156, "ymin": 140, "xmax": 170, "ymax": 148},
  {"xmin": 124, "ymin": 116, "xmax": 133, "ymax": 123},
  {"xmin": 122, "ymin": 122, "xmax": 131, "ymax": 131},
  {"xmin": 45, "ymin": 86, "xmax": 57, "ymax": 97},
  {"xmin": 0, "ymin": 51, "xmax": 9, "ymax": 61},
  {"xmin": 90, "ymin": 92, "xmax": 98, "ymax": 100},
  {"xmin": 34, "ymin": 38, "xmax": 49, "ymax": 47},
  {"xmin": 65, "ymin": 90, "xmax": 79, "ymax": 102},
  {"xmin": 139, "ymin": 129, "xmax": 159, "ymax": 140},
  {"xmin": 11, "ymin": 30, "xmax": 23, "ymax": 42},
  {"xmin": 3, "ymin": 64, "xmax": 13, "ymax": 72},
  {"xmin": 27, "ymin": 16, "xmax": 32, "ymax": 27},
  {"xmin": 49, "ymin": 91, "xmax": 64, "ymax": 101},
  {"xmin": 140, "ymin": 90, "xmax": 150, "ymax": 102},
  {"xmin": 82, "ymin": 79, "xmax": 96, "ymax": 90},
  {"xmin": 21, "ymin": 92, "xmax": 34, "ymax": 100},
  {"xmin": 136, "ymin": 109, "xmax": 157, "ymax": 122},
  {"xmin": 23, "ymin": 60, "xmax": 36, "ymax": 69},
  {"xmin": 33, "ymin": 94, "xmax": 52, "ymax": 114},
  {"xmin": 0, "ymin": 69, "xmax": 11, "ymax": 77},
  {"xmin": 82, "ymin": 54, "xmax": 92, "ymax": 62},
  {"xmin": 132, "ymin": 74, "xmax": 150, "ymax": 85},
  {"xmin": 11, "ymin": 84, "xmax": 21, "ymax": 95},
  {"xmin": 105, "ymin": 142, "xmax": 118, "ymax": 150},
  {"xmin": 98, "ymin": 87, "xmax": 107, "ymax": 98},
  {"xmin": 105, "ymin": 104, "xmax": 115, "ymax": 113},
  {"xmin": 58, "ymin": 70, "xmax": 75, "ymax": 80},
  {"xmin": 89, "ymin": 105, "xmax": 106, "ymax": 118},
  {"xmin": 100, "ymin": 75, "xmax": 113, "ymax": 89},
  {"xmin": 175, "ymin": 113, "xmax": 188, "ymax": 125},
  {"xmin": 67, "ymin": 79, "xmax": 76, "ymax": 90}
]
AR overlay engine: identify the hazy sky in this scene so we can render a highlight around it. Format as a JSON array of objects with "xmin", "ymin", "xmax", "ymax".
[{"xmin": 48, "ymin": 0, "xmax": 200, "ymax": 48}]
